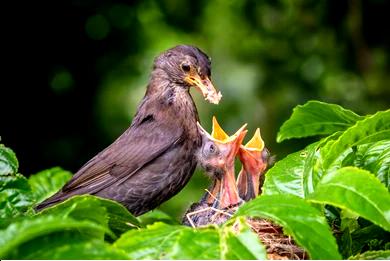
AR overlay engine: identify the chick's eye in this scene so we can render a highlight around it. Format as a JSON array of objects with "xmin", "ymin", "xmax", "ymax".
[
  {"xmin": 208, "ymin": 144, "xmax": 215, "ymax": 153},
  {"xmin": 203, "ymin": 142, "xmax": 217, "ymax": 156},
  {"xmin": 262, "ymin": 148, "xmax": 270, "ymax": 161},
  {"xmin": 181, "ymin": 63, "xmax": 191, "ymax": 72}
]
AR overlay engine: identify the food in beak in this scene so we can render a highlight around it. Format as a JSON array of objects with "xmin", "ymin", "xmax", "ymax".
[{"xmin": 186, "ymin": 75, "xmax": 222, "ymax": 104}]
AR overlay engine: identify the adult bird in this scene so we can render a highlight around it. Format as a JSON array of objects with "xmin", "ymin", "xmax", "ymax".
[{"xmin": 36, "ymin": 45, "xmax": 222, "ymax": 216}]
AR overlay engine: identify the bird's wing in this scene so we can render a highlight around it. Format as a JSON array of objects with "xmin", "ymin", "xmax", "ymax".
[{"xmin": 61, "ymin": 112, "xmax": 184, "ymax": 194}]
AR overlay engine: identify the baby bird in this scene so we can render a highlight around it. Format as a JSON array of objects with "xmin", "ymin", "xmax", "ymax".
[
  {"xmin": 237, "ymin": 128, "xmax": 270, "ymax": 201},
  {"xmin": 183, "ymin": 117, "xmax": 247, "ymax": 227}
]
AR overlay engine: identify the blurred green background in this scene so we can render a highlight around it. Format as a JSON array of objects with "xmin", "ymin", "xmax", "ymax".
[{"xmin": 2, "ymin": 0, "xmax": 389, "ymax": 219}]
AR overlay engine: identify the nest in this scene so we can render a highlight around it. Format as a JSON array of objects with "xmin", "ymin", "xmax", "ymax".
[{"xmin": 184, "ymin": 206, "xmax": 307, "ymax": 260}]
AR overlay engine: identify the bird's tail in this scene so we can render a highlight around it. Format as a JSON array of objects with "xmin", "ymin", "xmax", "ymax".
[{"xmin": 34, "ymin": 190, "xmax": 73, "ymax": 212}]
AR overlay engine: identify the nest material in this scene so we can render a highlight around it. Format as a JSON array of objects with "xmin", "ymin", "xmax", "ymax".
[
  {"xmin": 247, "ymin": 218, "xmax": 308, "ymax": 260},
  {"xmin": 183, "ymin": 206, "xmax": 307, "ymax": 260}
]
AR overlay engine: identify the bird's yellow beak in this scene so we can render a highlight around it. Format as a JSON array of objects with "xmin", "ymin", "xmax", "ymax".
[
  {"xmin": 185, "ymin": 75, "xmax": 222, "ymax": 104},
  {"xmin": 211, "ymin": 116, "xmax": 247, "ymax": 144},
  {"xmin": 243, "ymin": 128, "xmax": 265, "ymax": 151}
]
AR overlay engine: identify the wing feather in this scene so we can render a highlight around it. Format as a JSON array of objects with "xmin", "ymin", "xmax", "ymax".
[{"xmin": 62, "ymin": 115, "xmax": 184, "ymax": 193}]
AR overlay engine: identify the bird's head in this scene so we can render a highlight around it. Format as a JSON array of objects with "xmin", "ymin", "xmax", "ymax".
[
  {"xmin": 153, "ymin": 45, "xmax": 222, "ymax": 104},
  {"xmin": 196, "ymin": 116, "xmax": 247, "ymax": 179},
  {"xmin": 238, "ymin": 128, "xmax": 269, "ymax": 174},
  {"xmin": 237, "ymin": 128, "xmax": 269, "ymax": 200}
]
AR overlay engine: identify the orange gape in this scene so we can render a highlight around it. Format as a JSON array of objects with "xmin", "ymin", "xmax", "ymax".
[{"xmin": 237, "ymin": 128, "xmax": 269, "ymax": 201}]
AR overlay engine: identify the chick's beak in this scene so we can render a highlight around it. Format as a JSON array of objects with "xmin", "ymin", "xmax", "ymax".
[
  {"xmin": 186, "ymin": 74, "xmax": 222, "ymax": 104},
  {"xmin": 225, "ymin": 125, "xmax": 248, "ymax": 164}
]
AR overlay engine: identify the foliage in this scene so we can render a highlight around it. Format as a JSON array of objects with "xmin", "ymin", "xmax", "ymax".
[
  {"xmin": 0, "ymin": 101, "xmax": 389, "ymax": 259},
  {"xmin": 263, "ymin": 100, "xmax": 390, "ymax": 259}
]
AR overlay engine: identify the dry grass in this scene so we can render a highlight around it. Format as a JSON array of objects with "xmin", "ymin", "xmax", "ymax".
[{"xmin": 247, "ymin": 217, "xmax": 308, "ymax": 260}]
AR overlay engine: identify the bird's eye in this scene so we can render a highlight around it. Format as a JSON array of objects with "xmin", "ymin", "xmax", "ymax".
[
  {"xmin": 208, "ymin": 144, "xmax": 215, "ymax": 153},
  {"xmin": 262, "ymin": 148, "xmax": 270, "ymax": 161},
  {"xmin": 203, "ymin": 142, "xmax": 218, "ymax": 157},
  {"xmin": 181, "ymin": 63, "xmax": 191, "ymax": 72}
]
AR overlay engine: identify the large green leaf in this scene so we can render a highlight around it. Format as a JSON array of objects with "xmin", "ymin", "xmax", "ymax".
[
  {"xmin": 263, "ymin": 143, "xmax": 321, "ymax": 198},
  {"xmin": 308, "ymin": 167, "xmax": 390, "ymax": 232},
  {"xmin": 114, "ymin": 221, "xmax": 266, "ymax": 260},
  {"xmin": 321, "ymin": 110, "xmax": 390, "ymax": 170},
  {"xmin": 277, "ymin": 101, "xmax": 362, "ymax": 143},
  {"xmin": 28, "ymin": 167, "xmax": 72, "ymax": 204},
  {"xmin": 0, "ymin": 215, "xmax": 110, "ymax": 258},
  {"xmin": 234, "ymin": 194, "xmax": 341, "ymax": 259},
  {"xmin": 0, "ymin": 144, "xmax": 18, "ymax": 175},
  {"xmin": 38, "ymin": 195, "xmax": 140, "ymax": 236},
  {"xmin": 348, "ymin": 250, "xmax": 390, "ymax": 260}
]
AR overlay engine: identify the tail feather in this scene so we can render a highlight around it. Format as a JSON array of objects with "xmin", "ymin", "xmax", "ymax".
[{"xmin": 34, "ymin": 190, "xmax": 75, "ymax": 211}]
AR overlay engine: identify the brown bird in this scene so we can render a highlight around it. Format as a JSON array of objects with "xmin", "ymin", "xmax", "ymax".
[
  {"xmin": 183, "ymin": 117, "xmax": 247, "ymax": 226},
  {"xmin": 237, "ymin": 128, "xmax": 269, "ymax": 201},
  {"xmin": 36, "ymin": 45, "xmax": 222, "ymax": 216}
]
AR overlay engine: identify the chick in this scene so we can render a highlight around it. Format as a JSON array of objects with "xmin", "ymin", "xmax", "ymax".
[
  {"xmin": 237, "ymin": 128, "xmax": 270, "ymax": 201},
  {"xmin": 183, "ymin": 117, "xmax": 247, "ymax": 227}
]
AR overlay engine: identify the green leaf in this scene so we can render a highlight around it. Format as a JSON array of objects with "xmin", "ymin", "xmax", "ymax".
[
  {"xmin": 321, "ymin": 110, "xmax": 390, "ymax": 170},
  {"xmin": 98, "ymin": 197, "xmax": 141, "ymax": 234},
  {"xmin": 348, "ymin": 250, "xmax": 390, "ymax": 260},
  {"xmin": 114, "ymin": 221, "xmax": 266, "ymax": 260},
  {"xmin": 0, "ymin": 215, "xmax": 110, "ymax": 259},
  {"xmin": 15, "ymin": 236, "xmax": 129, "ymax": 260},
  {"xmin": 235, "ymin": 194, "xmax": 341, "ymax": 259},
  {"xmin": 222, "ymin": 218, "xmax": 267, "ymax": 260},
  {"xmin": 263, "ymin": 143, "xmax": 321, "ymax": 198},
  {"xmin": 338, "ymin": 210, "xmax": 359, "ymax": 258},
  {"xmin": 308, "ymin": 167, "xmax": 390, "ymax": 232},
  {"xmin": 28, "ymin": 167, "xmax": 72, "ymax": 204},
  {"xmin": 350, "ymin": 224, "xmax": 390, "ymax": 255},
  {"xmin": 338, "ymin": 227, "xmax": 353, "ymax": 259},
  {"xmin": 0, "ymin": 144, "xmax": 18, "ymax": 175},
  {"xmin": 0, "ymin": 145, "xmax": 33, "ymax": 221},
  {"xmin": 352, "ymin": 140, "xmax": 390, "ymax": 190},
  {"xmin": 138, "ymin": 209, "xmax": 179, "ymax": 226},
  {"xmin": 0, "ymin": 173, "xmax": 34, "ymax": 220},
  {"xmin": 277, "ymin": 101, "xmax": 362, "ymax": 143},
  {"xmin": 39, "ymin": 195, "xmax": 140, "ymax": 237},
  {"xmin": 114, "ymin": 222, "xmax": 219, "ymax": 259}
]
